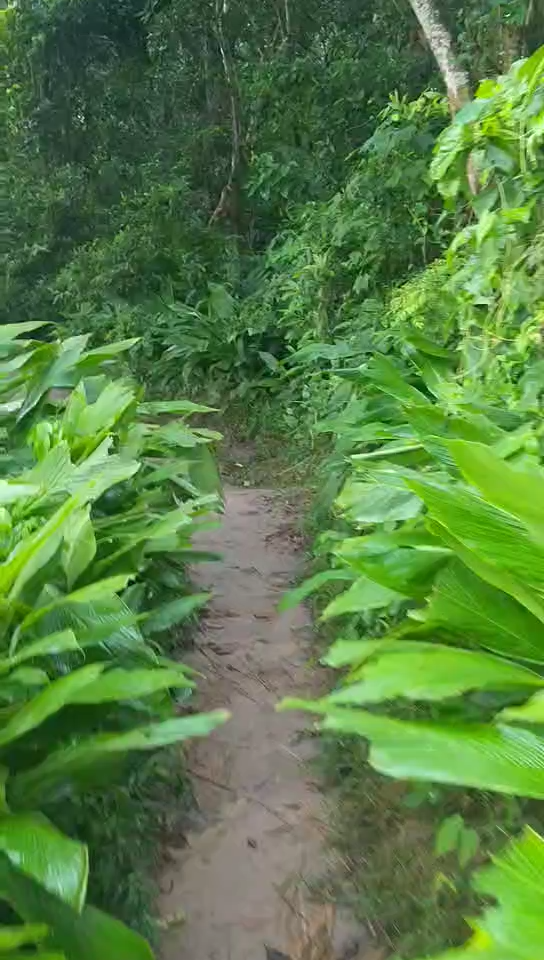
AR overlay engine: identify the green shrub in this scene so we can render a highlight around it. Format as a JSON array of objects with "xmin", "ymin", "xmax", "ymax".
[
  {"xmin": 0, "ymin": 321, "xmax": 227, "ymax": 958},
  {"xmin": 279, "ymin": 50, "xmax": 544, "ymax": 959},
  {"xmin": 281, "ymin": 346, "xmax": 544, "ymax": 956}
]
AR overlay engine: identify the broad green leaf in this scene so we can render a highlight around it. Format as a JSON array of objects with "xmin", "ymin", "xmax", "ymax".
[
  {"xmin": 187, "ymin": 445, "xmax": 223, "ymax": 495},
  {"xmin": 27, "ymin": 597, "xmax": 145, "ymax": 659},
  {"xmin": 427, "ymin": 520, "xmax": 544, "ymax": 626},
  {"xmin": 0, "ymin": 665, "xmax": 104, "ymax": 748},
  {"xmin": 18, "ymin": 338, "xmax": 89, "ymax": 421},
  {"xmin": 0, "ymin": 852, "xmax": 153, "ymax": 960},
  {"xmin": 317, "ymin": 709, "xmax": 544, "ymax": 798},
  {"xmin": 68, "ymin": 456, "xmax": 139, "ymax": 501},
  {"xmin": 143, "ymin": 593, "xmax": 211, "ymax": 634},
  {"xmin": 409, "ymin": 476, "xmax": 544, "ymax": 601},
  {"xmin": 0, "ymin": 496, "xmax": 82, "ymax": 598},
  {"xmin": 450, "ymin": 440, "xmax": 544, "ymax": 537},
  {"xmin": 336, "ymin": 542, "xmax": 448, "ymax": 596},
  {"xmin": 420, "ymin": 827, "xmax": 544, "ymax": 959},
  {"xmin": 321, "ymin": 577, "xmax": 404, "ymax": 620},
  {"xmin": 1, "ymin": 667, "xmax": 50, "ymax": 692},
  {"xmin": 77, "ymin": 339, "xmax": 140, "ymax": 364},
  {"xmin": 426, "ymin": 561, "xmax": 544, "ymax": 662},
  {"xmin": 0, "ymin": 923, "xmax": 48, "ymax": 949},
  {"xmin": 278, "ymin": 570, "xmax": 355, "ymax": 612},
  {"xmin": 11, "ymin": 711, "xmax": 229, "ymax": 805},
  {"xmin": 21, "ymin": 445, "xmax": 73, "ymax": 499},
  {"xmin": 61, "ymin": 509, "xmax": 96, "ymax": 589},
  {"xmin": 73, "ymin": 381, "xmax": 135, "ymax": 438},
  {"xmin": 336, "ymin": 480, "xmax": 421, "ymax": 524},
  {"xmin": 406, "ymin": 334, "xmax": 454, "ymax": 359},
  {"xmin": 457, "ymin": 827, "xmax": 480, "ymax": 868},
  {"xmin": 134, "ymin": 506, "xmax": 193, "ymax": 542},
  {"xmin": 0, "ymin": 323, "xmax": 50, "ymax": 342},
  {"xmin": 326, "ymin": 643, "xmax": 543, "ymax": 705},
  {"xmin": 69, "ymin": 667, "xmax": 193, "ymax": 704},
  {"xmin": 151, "ymin": 421, "xmax": 200, "ymax": 449},
  {"xmin": 366, "ymin": 356, "xmax": 430, "ymax": 405},
  {"xmin": 322, "ymin": 637, "xmax": 406, "ymax": 668},
  {"xmin": 18, "ymin": 575, "xmax": 134, "ymax": 633},
  {"xmin": 0, "ymin": 816, "xmax": 87, "ymax": 910}
]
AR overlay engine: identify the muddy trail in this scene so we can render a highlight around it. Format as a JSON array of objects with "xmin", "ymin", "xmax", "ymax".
[{"xmin": 159, "ymin": 487, "xmax": 369, "ymax": 960}]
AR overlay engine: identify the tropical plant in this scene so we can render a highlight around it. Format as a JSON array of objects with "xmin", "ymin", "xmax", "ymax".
[
  {"xmin": 280, "ymin": 333, "xmax": 544, "ymax": 955},
  {"xmin": 0, "ymin": 321, "xmax": 227, "ymax": 958}
]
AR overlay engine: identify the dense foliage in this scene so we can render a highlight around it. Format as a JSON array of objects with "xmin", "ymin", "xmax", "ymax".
[
  {"xmin": 5, "ymin": 0, "xmax": 544, "ymax": 956},
  {"xmin": 280, "ymin": 48, "xmax": 544, "ymax": 959},
  {"xmin": 0, "ymin": 322, "xmax": 226, "ymax": 957}
]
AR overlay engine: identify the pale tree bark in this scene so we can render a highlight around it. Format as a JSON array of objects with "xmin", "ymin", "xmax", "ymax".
[{"xmin": 407, "ymin": 0, "xmax": 470, "ymax": 112}]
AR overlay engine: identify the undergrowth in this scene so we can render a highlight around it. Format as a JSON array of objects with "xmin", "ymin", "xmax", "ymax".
[
  {"xmin": 49, "ymin": 751, "xmax": 193, "ymax": 944},
  {"xmin": 318, "ymin": 737, "xmax": 533, "ymax": 959}
]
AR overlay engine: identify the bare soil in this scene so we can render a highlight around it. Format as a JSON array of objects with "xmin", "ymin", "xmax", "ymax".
[{"xmin": 158, "ymin": 487, "xmax": 370, "ymax": 960}]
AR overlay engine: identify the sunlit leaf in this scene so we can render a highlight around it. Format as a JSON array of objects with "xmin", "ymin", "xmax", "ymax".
[
  {"xmin": 0, "ymin": 816, "xmax": 88, "ymax": 910},
  {"xmin": 326, "ymin": 642, "xmax": 543, "ymax": 705}
]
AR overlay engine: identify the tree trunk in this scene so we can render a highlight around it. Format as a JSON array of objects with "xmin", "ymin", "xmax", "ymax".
[
  {"xmin": 209, "ymin": 0, "xmax": 243, "ymax": 232},
  {"xmin": 407, "ymin": 0, "xmax": 470, "ymax": 112},
  {"xmin": 525, "ymin": 0, "xmax": 544, "ymax": 55}
]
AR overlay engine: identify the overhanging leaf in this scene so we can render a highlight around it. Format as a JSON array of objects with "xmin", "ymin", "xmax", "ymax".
[
  {"xmin": 450, "ymin": 440, "xmax": 544, "ymax": 538},
  {"xmin": 321, "ymin": 577, "xmax": 405, "ymax": 620},
  {"xmin": 318, "ymin": 710, "xmax": 544, "ymax": 799},
  {"xmin": 10, "ymin": 711, "xmax": 229, "ymax": 806},
  {"xmin": 426, "ymin": 561, "xmax": 544, "ymax": 663},
  {"xmin": 336, "ymin": 480, "xmax": 421, "ymax": 524},
  {"xmin": 0, "ymin": 632, "xmax": 81, "ymax": 674},
  {"xmin": 409, "ymin": 477, "xmax": 544, "ymax": 603},
  {"xmin": 326, "ymin": 642, "xmax": 543, "ymax": 705}
]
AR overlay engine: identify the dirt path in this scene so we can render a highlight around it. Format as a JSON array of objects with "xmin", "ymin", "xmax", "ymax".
[{"xmin": 159, "ymin": 487, "xmax": 364, "ymax": 959}]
